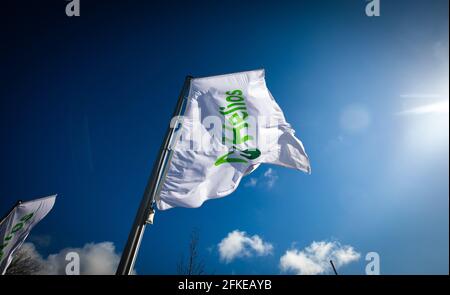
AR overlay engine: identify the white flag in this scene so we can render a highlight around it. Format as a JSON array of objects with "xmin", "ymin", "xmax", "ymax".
[
  {"xmin": 156, "ymin": 69, "xmax": 310, "ymax": 210},
  {"xmin": 0, "ymin": 195, "xmax": 56, "ymax": 274}
]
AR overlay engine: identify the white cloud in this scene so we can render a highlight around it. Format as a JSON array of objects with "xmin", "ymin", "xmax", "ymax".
[
  {"xmin": 263, "ymin": 168, "xmax": 278, "ymax": 188},
  {"xmin": 244, "ymin": 168, "xmax": 279, "ymax": 189},
  {"xmin": 279, "ymin": 240, "xmax": 360, "ymax": 275},
  {"xmin": 244, "ymin": 177, "xmax": 258, "ymax": 187},
  {"xmin": 218, "ymin": 230, "xmax": 273, "ymax": 263},
  {"xmin": 12, "ymin": 241, "xmax": 125, "ymax": 275},
  {"xmin": 18, "ymin": 243, "xmax": 43, "ymax": 259},
  {"xmin": 43, "ymin": 242, "xmax": 121, "ymax": 275}
]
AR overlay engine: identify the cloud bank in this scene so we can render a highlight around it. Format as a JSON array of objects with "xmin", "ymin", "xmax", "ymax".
[
  {"xmin": 14, "ymin": 241, "xmax": 123, "ymax": 275},
  {"xmin": 263, "ymin": 168, "xmax": 279, "ymax": 188},
  {"xmin": 218, "ymin": 230, "xmax": 273, "ymax": 263},
  {"xmin": 279, "ymin": 240, "xmax": 360, "ymax": 275}
]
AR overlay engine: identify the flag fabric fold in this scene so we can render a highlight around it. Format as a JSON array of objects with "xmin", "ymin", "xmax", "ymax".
[
  {"xmin": 0, "ymin": 195, "xmax": 56, "ymax": 274},
  {"xmin": 156, "ymin": 69, "xmax": 310, "ymax": 210}
]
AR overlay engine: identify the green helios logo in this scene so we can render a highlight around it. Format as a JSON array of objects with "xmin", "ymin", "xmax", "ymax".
[{"xmin": 215, "ymin": 90, "xmax": 261, "ymax": 166}]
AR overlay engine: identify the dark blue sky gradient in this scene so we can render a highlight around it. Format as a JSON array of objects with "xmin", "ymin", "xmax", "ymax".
[{"xmin": 1, "ymin": 0, "xmax": 448, "ymax": 274}]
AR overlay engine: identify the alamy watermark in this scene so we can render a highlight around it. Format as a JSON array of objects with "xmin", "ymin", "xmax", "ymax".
[
  {"xmin": 65, "ymin": 0, "xmax": 80, "ymax": 17},
  {"xmin": 365, "ymin": 252, "xmax": 381, "ymax": 275},
  {"xmin": 64, "ymin": 1, "xmax": 379, "ymax": 18},
  {"xmin": 365, "ymin": 0, "xmax": 380, "ymax": 17},
  {"xmin": 65, "ymin": 251, "xmax": 80, "ymax": 275}
]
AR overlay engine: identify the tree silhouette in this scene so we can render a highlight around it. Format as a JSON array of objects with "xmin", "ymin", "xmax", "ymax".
[
  {"xmin": 177, "ymin": 229, "xmax": 205, "ymax": 275},
  {"xmin": 5, "ymin": 244, "xmax": 43, "ymax": 275}
]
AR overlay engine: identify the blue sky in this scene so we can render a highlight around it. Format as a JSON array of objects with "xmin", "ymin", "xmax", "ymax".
[{"xmin": 0, "ymin": 0, "xmax": 448, "ymax": 274}]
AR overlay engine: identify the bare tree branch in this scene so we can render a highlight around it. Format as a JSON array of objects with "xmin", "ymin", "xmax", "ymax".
[
  {"xmin": 177, "ymin": 229, "xmax": 206, "ymax": 275},
  {"xmin": 5, "ymin": 244, "xmax": 43, "ymax": 275}
]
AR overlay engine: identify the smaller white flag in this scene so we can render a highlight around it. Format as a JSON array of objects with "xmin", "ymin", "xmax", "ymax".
[{"xmin": 0, "ymin": 195, "xmax": 56, "ymax": 274}]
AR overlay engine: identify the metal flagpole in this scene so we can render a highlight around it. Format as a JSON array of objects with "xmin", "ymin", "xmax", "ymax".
[{"xmin": 116, "ymin": 75, "xmax": 193, "ymax": 275}]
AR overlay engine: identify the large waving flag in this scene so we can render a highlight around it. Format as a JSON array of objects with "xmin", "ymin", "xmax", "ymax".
[
  {"xmin": 156, "ymin": 69, "xmax": 310, "ymax": 210},
  {"xmin": 0, "ymin": 195, "xmax": 56, "ymax": 274}
]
